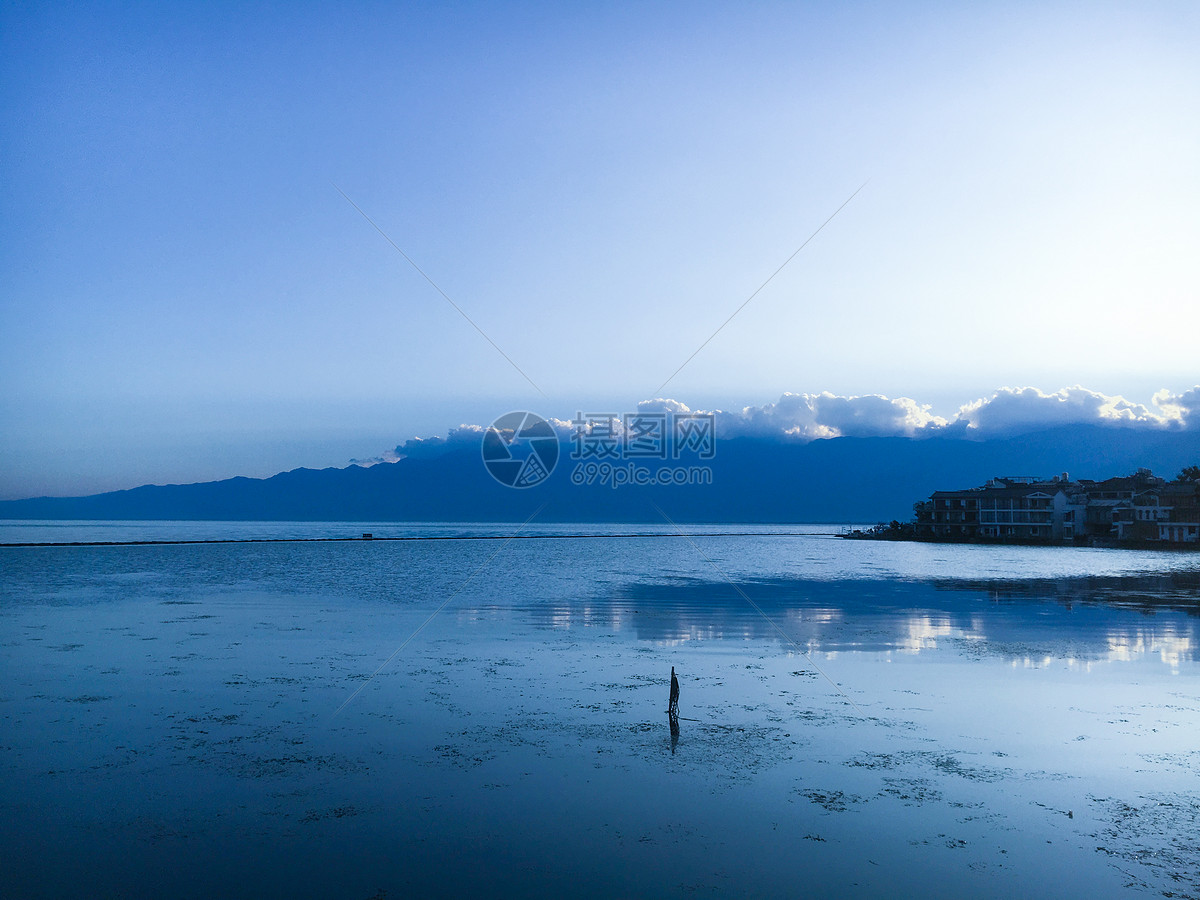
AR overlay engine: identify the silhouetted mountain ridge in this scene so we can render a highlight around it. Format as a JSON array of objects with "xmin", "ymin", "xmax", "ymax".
[{"xmin": 1, "ymin": 424, "xmax": 1195, "ymax": 523}]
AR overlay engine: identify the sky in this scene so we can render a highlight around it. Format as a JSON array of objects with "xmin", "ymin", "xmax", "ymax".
[{"xmin": 2, "ymin": 1, "xmax": 1198, "ymax": 498}]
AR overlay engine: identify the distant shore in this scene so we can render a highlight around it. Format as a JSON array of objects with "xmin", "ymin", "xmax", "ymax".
[
  {"xmin": 840, "ymin": 528, "xmax": 1200, "ymax": 551},
  {"xmin": 0, "ymin": 529, "xmax": 841, "ymax": 549}
]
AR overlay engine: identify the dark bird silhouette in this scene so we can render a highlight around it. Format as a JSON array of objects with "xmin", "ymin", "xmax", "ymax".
[{"xmin": 669, "ymin": 666, "xmax": 680, "ymax": 716}]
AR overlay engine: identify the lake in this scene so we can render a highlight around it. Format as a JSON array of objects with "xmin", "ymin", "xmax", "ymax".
[{"xmin": 2, "ymin": 521, "xmax": 1199, "ymax": 898}]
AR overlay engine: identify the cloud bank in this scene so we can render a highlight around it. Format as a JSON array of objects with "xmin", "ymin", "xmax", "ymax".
[
  {"xmin": 635, "ymin": 386, "xmax": 1198, "ymax": 441},
  {"xmin": 706, "ymin": 385, "xmax": 1197, "ymax": 440},
  {"xmin": 704, "ymin": 392, "xmax": 948, "ymax": 440},
  {"xmin": 954, "ymin": 386, "xmax": 1198, "ymax": 435},
  {"xmin": 355, "ymin": 385, "xmax": 1199, "ymax": 464},
  {"xmin": 351, "ymin": 425, "xmax": 489, "ymax": 466}
]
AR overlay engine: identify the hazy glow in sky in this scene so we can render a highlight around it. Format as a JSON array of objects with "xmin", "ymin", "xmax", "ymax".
[{"xmin": 2, "ymin": 2, "xmax": 1197, "ymax": 497}]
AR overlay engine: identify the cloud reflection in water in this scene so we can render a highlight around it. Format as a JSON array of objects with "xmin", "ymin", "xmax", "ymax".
[{"xmin": 519, "ymin": 571, "xmax": 1200, "ymax": 670}]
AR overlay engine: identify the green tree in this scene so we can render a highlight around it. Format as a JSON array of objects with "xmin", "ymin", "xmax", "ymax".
[{"xmin": 1175, "ymin": 465, "xmax": 1200, "ymax": 483}]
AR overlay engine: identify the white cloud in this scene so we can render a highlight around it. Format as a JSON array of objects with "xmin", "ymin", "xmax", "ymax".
[
  {"xmin": 660, "ymin": 385, "xmax": 1199, "ymax": 439},
  {"xmin": 714, "ymin": 392, "xmax": 947, "ymax": 440},
  {"xmin": 360, "ymin": 426, "xmax": 490, "ymax": 463},
  {"xmin": 349, "ymin": 449, "xmax": 402, "ymax": 467},
  {"xmin": 355, "ymin": 385, "xmax": 1198, "ymax": 463},
  {"xmin": 810, "ymin": 393, "xmax": 947, "ymax": 438},
  {"xmin": 636, "ymin": 398, "xmax": 694, "ymax": 416},
  {"xmin": 954, "ymin": 385, "xmax": 1195, "ymax": 435},
  {"xmin": 1152, "ymin": 386, "xmax": 1200, "ymax": 428}
]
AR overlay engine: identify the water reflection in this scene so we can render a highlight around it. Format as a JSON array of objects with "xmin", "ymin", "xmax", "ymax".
[
  {"xmin": 521, "ymin": 571, "xmax": 1200, "ymax": 668},
  {"xmin": 667, "ymin": 666, "xmax": 681, "ymax": 753},
  {"xmin": 933, "ymin": 571, "xmax": 1200, "ymax": 611},
  {"xmin": 1105, "ymin": 628, "xmax": 1193, "ymax": 668},
  {"xmin": 900, "ymin": 614, "xmax": 986, "ymax": 653}
]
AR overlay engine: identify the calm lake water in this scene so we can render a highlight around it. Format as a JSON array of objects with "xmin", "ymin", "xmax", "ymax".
[{"xmin": 2, "ymin": 521, "xmax": 1199, "ymax": 899}]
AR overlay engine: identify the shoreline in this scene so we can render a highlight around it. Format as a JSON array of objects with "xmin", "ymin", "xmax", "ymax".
[
  {"xmin": 840, "ymin": 531, "xmax": 1200, "ymax": 551},
  {"xmin": 0, "ymin": 530, "xmax": 840, "ymax": 549}
]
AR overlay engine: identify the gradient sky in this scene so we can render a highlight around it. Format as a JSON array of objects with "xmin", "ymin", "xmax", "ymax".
[{"xmin": 2, "ymin": 1, "xmax": 1198, "ymax": 498}]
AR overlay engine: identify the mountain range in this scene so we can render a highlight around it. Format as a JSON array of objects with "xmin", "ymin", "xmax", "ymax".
[{"xmin": 1, "ymin": 424, "xmax": 1196, "ymax": 523}]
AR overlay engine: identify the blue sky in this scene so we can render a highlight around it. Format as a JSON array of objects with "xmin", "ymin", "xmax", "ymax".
[{"xmin": 2, "ymin": 1, "xmax": 1198, "ymax": 498}]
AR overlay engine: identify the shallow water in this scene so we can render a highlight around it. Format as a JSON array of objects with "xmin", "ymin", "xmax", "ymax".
[{"xmin": 2, "ymin": 526, "xmax": 1199, "ymax": 898}]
